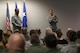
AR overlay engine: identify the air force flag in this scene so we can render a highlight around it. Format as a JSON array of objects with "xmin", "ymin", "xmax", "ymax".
[{"xmin": 22, "ymin": 2, "xmax": 27, "ymax": 28}]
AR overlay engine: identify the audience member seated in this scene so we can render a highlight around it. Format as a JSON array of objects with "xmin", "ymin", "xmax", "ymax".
[
  {"xmin": 30, "ymin": 29, "xmax": 38, "ymax": 36},
  {"xmin": 0, "ymin": 29, "xmax": 4, "ymax": 53},
  {"xmin": 43, "ymin": 28, "xmax": 57, "ymax": 44},
  {"xmin": 2, "ymin": 33, "xmax": 25, "ymax": 53},
  {"xmin": 25, "ymin": 29, "xmax": 44, "ymax": 49},
  {"xmin": 36, "ymin": 29, "xmax": 43, "ymax": 46},
  {"xmin": 25, "ymin": 29, "xmax": 37, "ymax": 49},
  {"xmin": 45, "ymin": 27, "xmax": 53, "ymax": 35},
  {"xmin": 25, "ymin": 34, "xmax": 47, "ymax": 53},
  {"xmin": 13, "ymin": 29, "xmax": 21, "ymax": 33},
  {"xmin": 56, "ymin": 29, "xmax": 68, "ymax": 44},
  {"xmin": 61, "ymin": 30, "xmax": 79, "ymax": 53},
  {"xmin": 77, "ymin": 46, "xmax": 80, "ymax": 53},
  {"xmin": 3, "ymin": 30, "xmax": 12, "ymax": 48},
  {"xmin": 76, "ymin": 30, "xmax": 80, "ymax": 44},
  {"xmin": 44, "ymin": 33, "xmax": 63, "ymax": 53},
  {"xmin": 21, "ymin": 28, "xmax": 30, "ymax": 41}
]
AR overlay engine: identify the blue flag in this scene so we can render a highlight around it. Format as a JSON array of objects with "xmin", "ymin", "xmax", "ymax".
[
  {"xmin": 15, "ymin": 2, "xmax": 18, "ymax": 9},
  {"xmin": 22, "ymin": 2, "xmax": 27, "ymax": 28},
  {"xmin": 6, "ymin": 2, "xmax": 11, "ymax": 30}
]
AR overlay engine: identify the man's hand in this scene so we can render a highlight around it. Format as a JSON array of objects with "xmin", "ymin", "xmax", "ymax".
[{"xmin": 17, "ymin": 25, "xmax": 21, "ymax": 28}]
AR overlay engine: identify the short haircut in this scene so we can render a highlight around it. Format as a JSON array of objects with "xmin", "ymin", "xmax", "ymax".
[
  {"xmin": 29, "ymin": 29, "xmax": 37, "ymax": 36},
  {"xmin": 0, "ymin": 30, "xmax": 3, "ymax": 41},
  {"xmin": 8, "ymin": 33, "xmax": 25, "ymax": 50},
  {"xmin": 67, "ymin": 30, "xmax": 72, "ymax": 36},
  {"xmin": 44, "ymin": 33, "xmax": 57, "ymax": 48},
  {"xmin": 67, "ymin": 30, "xmax": 77, "ymax": 42},
  {"xmin": 30, "ymin": 34, "xmax": 40, "ymax": 44},
  {"xmin": 77, "ymin": 30, "xmax": 80, "ymax": 39},
  {"xmin": 15, "ymin": 8, "xmax": 19, "ymax": 12},
  {"xmin": 21, "ymin": 28, "xmax": 28, "ymax": 35},
  {"xmin": 13, "ymin": 29, "xmax": 21, "ymax": 33},
  {"xmin": 49, "ymin": 8, "xmax": 53, "ymax": 11},
  {"xmin": 56, "ymin": 29, "xmax": 63, "ymax": 38}
]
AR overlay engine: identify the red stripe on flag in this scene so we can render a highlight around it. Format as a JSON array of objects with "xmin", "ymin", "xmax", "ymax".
[{"xmin": 6, "ymin": 17, "xmax": 10, "ymax": 30}]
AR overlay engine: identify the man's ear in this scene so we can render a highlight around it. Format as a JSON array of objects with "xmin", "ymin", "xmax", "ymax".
[
  {"xmin": 66, "ymin": 37, "xmax": 70, "ymax": 42},
  {"xmin": 30, "ymin": 40, "xmax": 32, "ymax": 44},
  {"xmin": 44, "ymin": 42, "xmax": 48, "ymax": 48},
  {"xmin": 6, "ymin": 43, "xmax": 9, "ymax": 49}
]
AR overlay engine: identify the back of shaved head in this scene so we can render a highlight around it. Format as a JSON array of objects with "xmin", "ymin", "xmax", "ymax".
[{"xmin": 7, "ymin": 33, "xmax": 25, "ymax": 52}]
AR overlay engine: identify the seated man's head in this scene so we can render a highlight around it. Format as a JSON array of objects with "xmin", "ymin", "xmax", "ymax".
[
  {"xmin": 77, "ymin": 30, "xmax": 80, "ymax": 39},
  {"xmin": 13, "ymin": 29, "xmax": 21, "ymax": 33},
  {"xmin": 56, "ymin": 29, "xmax": 63, "ymax": 39},
  {"xmin": 0, "ymin": 29, "xmax": 3, "ymax": 47},
  {"xmin": 30, "ymin": 34, "xmax": 40, "ymax": 45},
  {"xmin": 21, "ymin": 28, "xmax": 28, "ymax": 35},
  {"xmin": 45, "ymin": 27, "xmax": 53, "ymax": 35},
  {"xmin": 44, "ymin": 33, "xmax": 57, "ymax": 48},
  {"xmin": 7, "ymin": 33, "xmax": 25, "ymax": 53},
  {"xmin": 67, "ymin": 30, "xmax": 77, "ymax": 42},
  {"xmin": 29, "ymin": 29, "xmax": 38, "ymax": 36},
  {"xmin": 0, "ymin": 29, "xmax": 3, "ymax": 42}
]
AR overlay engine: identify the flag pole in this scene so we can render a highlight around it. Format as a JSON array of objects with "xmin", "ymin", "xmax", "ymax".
[
  {"xmin": 15, "ymin": 1, "xmax": 18, "ymax": 9},
  {"xmin": 23, "ymin": 0, "xmax": 25, "ymax": 2},
  {"xmin": 6, "ymin": 0, "xmax": 8, "ymax": 5}
]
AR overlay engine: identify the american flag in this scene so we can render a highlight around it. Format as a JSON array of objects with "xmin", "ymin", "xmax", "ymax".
[{"xmin": 6, "ymin": 2, "xmax": 11, "ymax": 30}]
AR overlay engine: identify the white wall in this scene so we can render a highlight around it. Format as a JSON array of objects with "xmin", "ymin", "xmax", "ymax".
[
  {"xmin": 0, "ymin": 0, "xmax": 80, "ymax": 38},
  {"xmin": 0, "ymin": 0, "xmax": 49, "ymax": 38}
]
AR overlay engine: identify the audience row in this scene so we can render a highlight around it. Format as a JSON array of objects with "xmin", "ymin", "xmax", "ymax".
[{"xmin": 0, "ymin": 28, "xmax": 80, "ymax": 53}]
